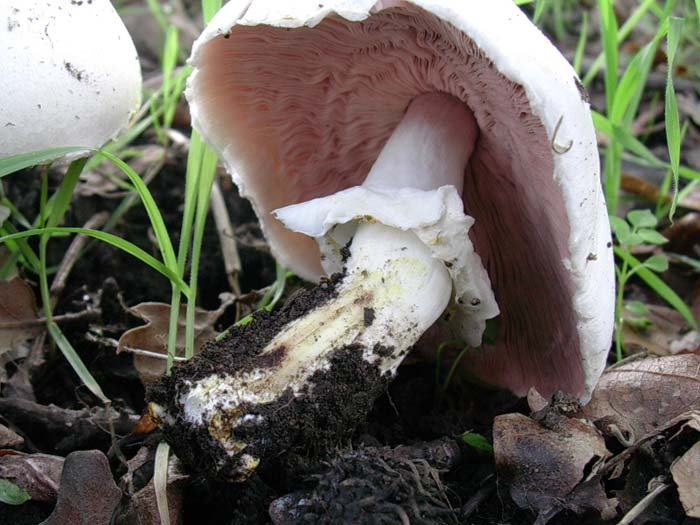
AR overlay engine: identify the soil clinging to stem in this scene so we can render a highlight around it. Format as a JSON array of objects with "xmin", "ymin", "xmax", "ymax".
[{"xmin": 148, "ymin": 273, "xmax": 392, "ymax": 481}]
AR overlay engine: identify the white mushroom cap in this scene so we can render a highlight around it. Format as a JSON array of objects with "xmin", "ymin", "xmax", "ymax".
[
  {"xmin": 186, "ymin": 0, "xmax": 615, "ymax": 401},
  {"xmin": 0, "ymin": 0, "xmax": 142, "ymax": 157}
]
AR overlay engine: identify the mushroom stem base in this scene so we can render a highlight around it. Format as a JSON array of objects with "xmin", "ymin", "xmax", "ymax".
[{"xmin": 148, "ymin": 223, "xmax": 452, "ymax": 480}]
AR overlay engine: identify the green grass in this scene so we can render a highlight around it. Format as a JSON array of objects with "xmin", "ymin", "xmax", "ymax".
[
  {"xmin": 584, "ymin": 0, "xmax": 699, "ymax": 357},
  {"xmin": 504, "ymin": 2, "xmax": 700, "ymax": 359}
]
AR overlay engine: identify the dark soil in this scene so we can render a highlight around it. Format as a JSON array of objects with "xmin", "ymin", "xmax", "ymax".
[{"xmin": 149, "ymin": 274, "xmax": 392, "ymax": 481}]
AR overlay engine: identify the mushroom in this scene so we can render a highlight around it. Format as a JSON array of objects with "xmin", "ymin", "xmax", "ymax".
[
  {"xmin": 0, "ymin": 0, "xmax": 142, "ymax": 157},
  {"xmin": 149, "ymin": 0, "xmax": 615, "ymax": 480}
]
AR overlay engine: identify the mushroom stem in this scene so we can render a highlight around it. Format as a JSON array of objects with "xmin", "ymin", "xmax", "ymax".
[
  {"xmin": 363, "ymin": 92, "xmax": 478, "ymax": 194},
  {"xmin": 149, "ymin": 93, "xmax": 487, "ymax": 480}
]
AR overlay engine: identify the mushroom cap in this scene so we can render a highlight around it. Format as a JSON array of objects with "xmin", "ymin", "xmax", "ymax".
[
  {"xmin": 0, "ymin": 0, "xmax": 142, "ymax": 157},
  {"xmin": 186, "ymin": 0, "xmax": 615, "ymax": 401}
]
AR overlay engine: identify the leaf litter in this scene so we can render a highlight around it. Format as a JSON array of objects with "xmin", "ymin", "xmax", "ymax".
[
  {"xmin": 116, "ymin": 292, "xmax": 235, "ymax": 384},
  {"xmin": 0, "ymin": 277, "xmax": 42, "ymax": 359},
  {"xmin": 670, "ymin": 438, "xmax": 700, "ymax": 518}
]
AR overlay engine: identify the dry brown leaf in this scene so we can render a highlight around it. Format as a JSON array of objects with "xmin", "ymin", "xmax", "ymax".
[
  {"xmin": 585, "ymin": 354, "xmax": 700, "ymax": 443},
  {"xmin": 663, "ymin": 212, "xmax": 700, "ymax": 256},
  {"xmin": 526, "ymin": 388, "xmax": 549, "ymax": 412},
  {"xmin": 0, "ymin": 452, "xmax": 64, "ymax": 503},
  {"xmin": 0, "ymin": 277, "xmax": 42, "ymax": 357},
  {"xmin": 115, "ymin": 448, "xmax": 188, "ymax": 525},
  {"xmin": 42, "ymin": 450, "xmax": 121, "ymax": 525},
  {"xmin": 622, "ymin": 304, "xmax": 698, "ymax": 356},
  {"xmin": 493, "ymin": 412, "xmax": 611, "ymax": 522},
  {"xmin": 0, "ymin": 423, "xmax": 24, "ymax": 449},
  {"xmin": 117, "ymin": 293, "xmax": 235, "ymax": 383},
  {"xmin": 670, "ymin": 439, "xmax": 700, "ymax": 518}
]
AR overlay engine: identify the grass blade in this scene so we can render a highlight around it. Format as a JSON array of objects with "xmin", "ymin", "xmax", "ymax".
[
  {"xmin": 0, "ymin": 228, "xmax": 189, "ymax": 294},
  {"xmin": 598, "ymin": 0, "xmax": 619, "ymax": 106},
  {"xmin": 582, "ymin": 0, "xmax": 658, "ymax": 86},
  {"xmin": 0, "ymin": 222, "xmax": 40, "ymax": 273},
  {"xmin": 184, "ymin": 138, "xmax": 219, "ymax": 359},
  {"xmin": 48, "ymin": 322, "xmax": 109, "ymax": 404},
  {"xmin": 609, "ymin": 35, "xmax": 663, "ymax": 125},
  {"xmin": 533, "ymin": 0, "xmax": 548, "ymax": 25},
  {"xmin": 614, "ymin": 247, "xmax": 697, "ymax": 328},
  {"xmin": 154, "ymin": 441, "xmax": 171, "ymax": 525},
  {"xmin": 47, "ymin": 158, "xmax": 88, "ymax": 228},
  {"xmin": 573, "ymin": 12, "xmax": 588, "ymax": 75},
  {"xmin": 96, "ymin": 150, "xmax": 178, "ymax": 273},
  {"xmin": 665, "ymin": 17, "xmax": 684, "ymax": 220},
  {"xmin": 0, "ymin": 147, "xmax": 90, "ymax": 177},
  {"xmin": 202, "ymin": 0, "xmax": 223, "ymax": 23}
]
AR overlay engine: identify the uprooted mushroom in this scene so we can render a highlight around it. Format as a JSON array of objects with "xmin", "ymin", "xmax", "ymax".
[{"xmin": 148, "ymin": 0, "xmax": 615, "ymax": 480}]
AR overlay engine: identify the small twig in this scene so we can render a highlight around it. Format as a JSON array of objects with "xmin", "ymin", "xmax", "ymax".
[
  {"xmin": 617, "ymin": 482, "xmax": 670, "ymax": 525},
  {"xmin": 461, "ymin": 478, "xmax": 496, "ymax": 519},
  {"xmin": 597, "ymin": 412, "xmax": 700, "ymax": 480},
  {"xmin": 169, "ymin": 0, "xmax": 203, "ymax": 39},
  {"xmin": 630, "ymin": 104, "xmax": 665, "ymax": 137},
  {"xmin": 105, "ymin": 400, "xmax": 130, "ymax": 470},
  {"xmin": 142, "ymin": 66, "xmax": 186, "ymax": 91},
  {"xmin": 119, "ymin": 346, "xmax": 189, "ymax": 362},
  {"xmin": 0, "ymin": 397, "xmax": 139, "ymax": 453},
  {"xmin": 49, "ymin": 211, "xmax": 109, "ymax": 306},
  {"xmin": 210, "ymin": 178, "xmax": 242, "ymax": 295},
  {"xmin": 0, "ymin": 309, "xmax": 100, "ymax": 330}
]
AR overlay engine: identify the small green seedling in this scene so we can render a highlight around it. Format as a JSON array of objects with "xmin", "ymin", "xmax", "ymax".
[
  {"xmin": 609, "ymin": 208, "xmax": 696, "ymax": 360},
  {"xmin": 0, "ymin": 479, "xmax": 30, "ymax": 506},
  {"xmin": 623, "ymin": 300, "xmax": 653, "ymax": 331},
  {"xmin": 459, "ymin": 431, "xmax": 494, "ymax": 454}
]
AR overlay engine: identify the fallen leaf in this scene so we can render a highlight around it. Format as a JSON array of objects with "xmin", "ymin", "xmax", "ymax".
[
  {"xmin": 527, "ymin": 387, "xmax": 548, "ymax": 412},
  {"xmin": 117, "ymin": 293, "xmax": 235, "ymax": 383},
  {"xmin": 0, "ymin": 453, "xmax": 63, "ymax": 503},
  {"xmin": 0, "ymin": 277, "xmax": 42, "ymax": 357},
  {"xmin": 0, "ymin": 423, "xmax": 24, "ymax": 449},
  {"xmin": 670, "ymin": 439, "xmax": 700, "ymax": 518},
  {"xmin": 662, "ymin": 212, "xmax": 700, "ymax": 256},
  {"xmin": 41, "ymin": 450, "xmax": 121, "ymax": 525},
  {"xmin": 622, "ymin": 304, "xmax": 697, "ymax": 356},
  {"xmin": 115, "ymin": 448, "xmax": 188, "ymax": 525},
  {"xmin": 493, "ymin": 412, "xmax": 611, "ymax": 522},
  {"xmin": 585, "ymin": 354, "xmax": 700, "ymax": 442}
]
